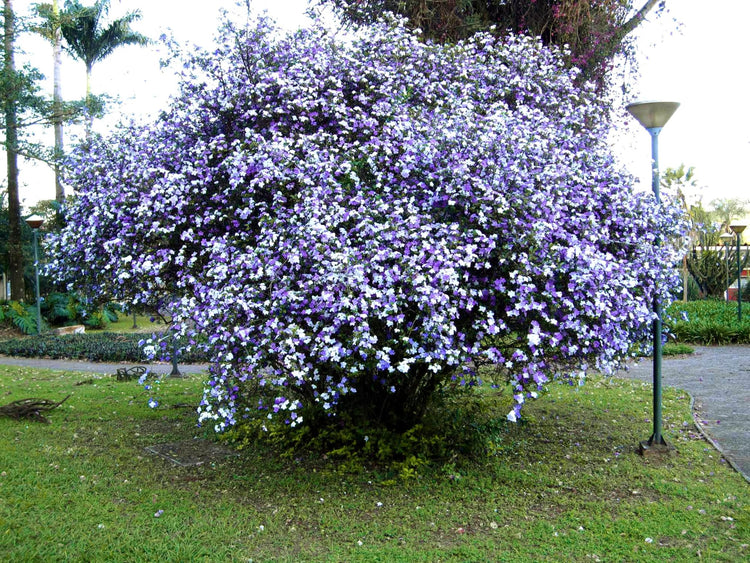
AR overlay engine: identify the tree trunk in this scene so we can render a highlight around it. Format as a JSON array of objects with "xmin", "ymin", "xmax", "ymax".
[
  {"xmin": 53, "ymin": 0, "xmax": 64, "ymax": 203},
  {"xmin": 682, "ymin": 254, "xmax": 688, "ymax": 302},
  {"xmin": 580, "ymin": 0, "xmax": 662, "ymax": 83},
  {"xmin": 3, "ymin": 0, "xmax": 24, "ymax": 301},
  {"xmin": 85, "ymin": 63, "xmax": 92, "ymax": 141},
  {"xmin": 619, "ymin": 0, "xmax": 663, "ymax": 38}
]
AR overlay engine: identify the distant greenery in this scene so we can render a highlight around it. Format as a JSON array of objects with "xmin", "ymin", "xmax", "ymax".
[
  {"xmin": 0, "ymin": 301, "xmax": 42, "ymax": 335},
  {"xmin": 0, "ymin": 292, "xmax": 121, "ymax": 335},
  {"xmin": 666, "ymin": 300, "xmax": 750, "ymax": 345},
  {"xmin": 0, "ymin": 332, "xmax": 209, "ymax": 363},
  {"xmin": 41, "ymin": 292, "xmax": 121, "ymax": 330},
  {"xmin": 661, "ymin": 342, "xmax": 694, "ymax": 356}
]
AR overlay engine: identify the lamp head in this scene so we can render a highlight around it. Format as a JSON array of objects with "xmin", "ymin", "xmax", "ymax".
[
  {"xmin": 626, "ymin": 101, "xmax": 680, "ymax": 130},
  {"xmin": 720, "ymin": 232, "xmax": 734, "ymax": 243},
  {"xmin": 25, "ymin": 214, "xmax": 44, "ymax": 230},
  {"xmin": 729, "ymin": 224, "xmax": 746, "ymax": 235}
]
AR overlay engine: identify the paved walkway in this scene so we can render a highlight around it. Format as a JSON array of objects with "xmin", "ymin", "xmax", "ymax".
[
  {"xmin": 0, "ymin": 357, "xmax": 208, "ymax": 376},
  {"xmin": 1, "ymin": 348, "xmax": 748, "ymax": 481},
  {"xmin": 614, "ymin": 345, "xmax": 750, "ymax": 482}
]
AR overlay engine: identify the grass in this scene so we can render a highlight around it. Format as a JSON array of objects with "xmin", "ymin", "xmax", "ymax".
[
  {"xmin": 666, "ymin": 300, "xmax": 750, "ymax": 345},
  {"xmin": 0, "ymin": 367, "xmax": 747, "ymax": 561},
  {"xmin": 93, "ymin": 314, "xmax": 166, "ymax": 333},
  {"xmin": 662, "ymin": 342, "xmax": 695, "ymax": 356},
  {"xmin": 667, "ymin": 300, "xmax": 745, "ymax": 325}
]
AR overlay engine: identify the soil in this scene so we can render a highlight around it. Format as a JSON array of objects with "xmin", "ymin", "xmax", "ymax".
[
  {"xmin": 0, "ymin": 326, "xmax": 25, "ymax": 341},
  {"xmin": 144, "ymin": 438, "xmax": 239, "ymax": 467}
]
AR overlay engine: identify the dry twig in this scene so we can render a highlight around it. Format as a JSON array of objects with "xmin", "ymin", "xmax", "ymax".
[{"xmin": 0, "ymin": 395, "xmax": 71, "ymax": 423}]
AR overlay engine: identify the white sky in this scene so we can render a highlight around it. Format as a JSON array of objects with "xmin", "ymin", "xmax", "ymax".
[
  {"xmin": 7, "ymin": 0, "xmax": 750, "ymax": 209},
  {"xmin": 622, "ymin": 0, "xmax": 750, "ymax": 206}
]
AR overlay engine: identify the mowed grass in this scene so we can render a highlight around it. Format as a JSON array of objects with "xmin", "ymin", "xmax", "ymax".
[
  {"xmin": 92, "ymin": 314, "xmax": 166, "ymax": 334},
  {"xmin": 0, "ymin": 366, "xmax": 747, "ymax": 562}
]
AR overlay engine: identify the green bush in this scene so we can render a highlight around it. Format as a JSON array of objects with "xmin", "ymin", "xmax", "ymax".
[
  {"xmin": 666, "ymin": 299, "xmax": 750, "ymax": 344},
  {"xmin": 1, "ymin": 293, "xmax": 122, "ymax": 335},
  {"xmin": 0, "ymin": 332, "xmax": 210, "ymax": 363},
  {"xmin": 0, "ymin": 302, "xmax": 45, "ymax": 335},
  {"xmin": 41, "ymin": 292, "xmax": 121, "ymax": 329},
  {"xmin": 662, "ymin": 342, "xmax": 694, "ymax": 356}
]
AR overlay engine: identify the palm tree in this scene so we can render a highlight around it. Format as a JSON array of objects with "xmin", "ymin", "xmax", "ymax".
[
  {"xmin": 60, "ymin": 0, "xmax": 148, "ymax": 138},
  {"xmin": 33, "ymin": 0, "xmax": 66, "ymax": 203}
]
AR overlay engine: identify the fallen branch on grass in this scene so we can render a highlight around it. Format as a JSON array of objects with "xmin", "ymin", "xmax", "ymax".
[{"xmin": 0, "ymin": 395, "xmax": 71, "ymax": 423}]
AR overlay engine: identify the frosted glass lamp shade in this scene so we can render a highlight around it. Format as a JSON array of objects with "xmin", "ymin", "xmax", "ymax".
[
  {"xmin": 626, "ymin": 101, "xmax": 680, "ymax": 129},
  {"xmin": 25, "ymin": 214, "xmax": 44, "ymax": 229}
]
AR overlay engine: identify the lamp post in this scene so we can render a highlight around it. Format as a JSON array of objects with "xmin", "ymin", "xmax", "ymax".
[
  {"xmin": 168, "ymin": 312, "xmax": 183, "ymax": 377},
  {"xmin": 169, "ymin": 329, "xmax": 182, "ymax": 377},
  {"xmin": 25, "ymin": 214, "xmax": 45, "ymax": 335},
  {"xmin": 626, "ymin": 100, "xmax": 679, "ymax": 454},
  {"xmin": 730, "ymin": 224, "xmax": 746, "ymax": 321},
  {"xmin": 720, "ymin": 232, "xmax": 734, "ymax": 302}
]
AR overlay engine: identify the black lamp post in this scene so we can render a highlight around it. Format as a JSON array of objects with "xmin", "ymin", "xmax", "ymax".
[
  {"xmin": 730, "ymin": 224, "xmax": 746, "ymax": 321},
  {"xmin": 25, "ymin": 214, "xmax": 44, "ymax": 335},
  {"xmin": 720, "ymin": 232, "xmax": 734, "ymax": 302},
  {"xmin": 169, "ymin": 325, "xmax": 182, "ymax": 377},
  {"xmin": 626, "ymin": 100, "xmax": 679, "ymax": 454}
]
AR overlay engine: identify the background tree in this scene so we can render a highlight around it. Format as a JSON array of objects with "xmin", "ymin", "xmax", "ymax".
[
  {"xmin": 664, "ymin": 185, "xmax": 750, "ymax": 299},
  {"xmin": 0, "ymin": 189, "xmax": 9, "ymax": 285},
  {"xmin": 60, "ymin": 0, "xmax": 147, "ymax": 138},
  {"xmin": 661, "ymin": 164, "xmax": 698, "ymax": 301},
  {"xmin": 710, "ymin": 198, "xmax": 748, "ymax": 231},
  {"xmin": 3, "ymin": 0, "xmax": 78, "ymax": 300},
  {"xmin": 3, "ymin": 0, "xmax": 24, "ymax": 300},
  {"xmin": 318, "ymin": 0, "xmax": 665, "ymax": 88}
]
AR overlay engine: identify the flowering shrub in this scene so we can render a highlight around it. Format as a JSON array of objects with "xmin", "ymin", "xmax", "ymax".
[{"xmin": 48, "ymin": 16, "xmax": 685, "ymax": 432}]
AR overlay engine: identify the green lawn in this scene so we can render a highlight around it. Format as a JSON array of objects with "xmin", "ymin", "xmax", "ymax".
[
  {"xmin": 0, "ymin": 366, "xmax": 747, "ymax": 562},
  {"xmin": 94, "ymin": 314, "xmax": 165, "ymax": 333}
]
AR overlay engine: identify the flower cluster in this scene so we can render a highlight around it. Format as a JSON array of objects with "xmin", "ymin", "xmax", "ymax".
[{"xmin": 47, "ymin": 16, "xmax": 685, "ymax": 431}]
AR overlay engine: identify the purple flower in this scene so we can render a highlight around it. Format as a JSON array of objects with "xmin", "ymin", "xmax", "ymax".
[{"xmin": 46, "ymin": 15, "xmax": 686, "ymax": 432}]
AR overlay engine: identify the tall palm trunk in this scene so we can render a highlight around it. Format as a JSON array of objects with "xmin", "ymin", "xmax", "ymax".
[
  {"xmin": 84, "ymin": 62, "xmax": 92, "ymax": 140},
  {"xmin": 3, "ymin": 0, "xmax": 24, "ymax": 300},
  {"xmin": 52, "ymin": 0, "xmax": 64, "ymax": 202},
  {"xmin": 682, "ymin": 255, "xmax": 688, "ymax": 302}
]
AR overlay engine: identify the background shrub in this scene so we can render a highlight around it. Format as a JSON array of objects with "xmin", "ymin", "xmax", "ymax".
[
  {"xmin": 0, "ymin": 302, "xmax": 44, "ymax": 335},
  {"xmin": 0, "ymin": 332, "xmax": 210, "ymax": 363},
  {"xmin": 666, "ymin": 300, "xmax": 750, "ymax": 345},
  {"xmin": 1, "ymin": 293, "xmax": 122, "ymax": 335}
]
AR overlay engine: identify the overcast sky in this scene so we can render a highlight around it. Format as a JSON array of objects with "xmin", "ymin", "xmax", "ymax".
[
  {"xmin": 623, "ymin": 0, "xmax": 750, "ymax": 207},
  {"xmin": 8, "ymin": 0, "xmax": 750, "ymax": 208}
]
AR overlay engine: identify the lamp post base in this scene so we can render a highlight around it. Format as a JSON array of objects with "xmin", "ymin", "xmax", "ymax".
[
  {"xmin": 638, "ymin": 439, "xmax": 674, "ymax": 457},
  {"xmin": 169, "ymin": 331, "xmax": 182, "ymax": 378},
  {"xmin": 169, "ymin": 360, "xmax": 183, "ymax": 378}
]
